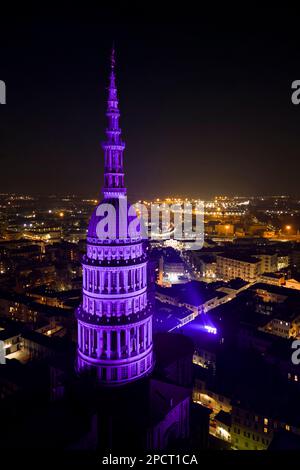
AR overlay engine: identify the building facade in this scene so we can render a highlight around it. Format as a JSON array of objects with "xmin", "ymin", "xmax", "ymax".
[
  {"xmin": 257, "ymin": 253, "xmax": 278, "ymax": 273},
  {"xmin": 216, "ymin": 254, "xmax": 261, "ymax": 282},
  {"xmin": 76, "ymin": 49, "xmax": 153, "ymax": 385}
]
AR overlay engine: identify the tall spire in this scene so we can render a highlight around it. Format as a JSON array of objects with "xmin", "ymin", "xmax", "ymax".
[
  {"xmin": 111, "ymin": 42, "xmax": 115, "ymax": 70},
  {"xmin": 102, "ymin": 45, "xmax": 126, "ymax": 198}
]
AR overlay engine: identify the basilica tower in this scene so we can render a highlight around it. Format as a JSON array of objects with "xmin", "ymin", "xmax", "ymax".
[{"xmin": 76, "ymin": 48, "xmax": 153, "ymax": 385}]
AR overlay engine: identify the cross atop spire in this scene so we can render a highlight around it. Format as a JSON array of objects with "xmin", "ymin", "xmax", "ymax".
[{"xmin": 111, "ymin": 42, "xmax": 115, "ymax": 71}]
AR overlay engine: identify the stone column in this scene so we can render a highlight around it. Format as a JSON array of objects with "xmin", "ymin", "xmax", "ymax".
[
  {"xmin": 78, "ymin": 324, "xmax": 81, "ymax": 349},
  {"xmin": 97, "ymin": 330, "xmax": 103, "ymax": 358},
  {"xmin": 141, "ymin": 266, "xmax": 144, "ymax": 288},
  {"xmin": 94, "ymin": 329, "xmax": 97, "ymax": 356},
  {"xmin": 89, "ymin": 271, "xmax": 92, "ymax": 292},
  {"xmin": 88, "ymin": 328, "xmax": 92, "ymax": 356},
  {"xmin": 107, "ymin": 330, "xmax": 111, "ymax": 359},
  {"xmin": 116, "ymin": 271, "xmax": 120, "ymax": 293},
  {"xmin": 127, "ymin": 270, "xmax": 131, "ymax": 291},
  {"xmin": 117, "ymin": 330, "xmax": 121, "ymax": 358},
  {"xmin": 147, "ymin": 320, "xmax": 150, "ymax": 347},
  {"xmin": 96, "ymin": 270, "xmax": 99, "ymax": 292},
  {"xmin": 82, "ymin": 326, "xmax": 85, "ymax": 352},
  {"xmin": 137, "ymin": 325, "xmax": 140, "ymax": 354},
  {"xmin": 149, "ymin": 318, "xmax": 152, "ymax": 344},
  {"xmin": 143, "ymin": 322, "xmax": 147, "ymax": 349},
  {"xmin": 108, "ymin": 271, "xmax": 111, "ymax": 293},
  {"xmin": 100, "ymin": 271, "xmax": 103, "ymax": 293},
  {"xmin": 126, "ymin": 329, "xmax": 131, "ymax": 357},
  {"xmin": 91, "ymin": 328, "xmax": 95, "ymax": 355},
  {"xmin": 84, "ymin": 326, "xmax": 88, "ymax": 353}
]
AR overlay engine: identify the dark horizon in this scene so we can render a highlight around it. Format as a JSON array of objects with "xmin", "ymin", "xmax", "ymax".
[{"xmin": 1, "ymin": 6, "xmax": 300, "ymax": 200}]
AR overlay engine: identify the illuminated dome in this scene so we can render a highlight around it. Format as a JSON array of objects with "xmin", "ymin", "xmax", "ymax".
[{"xmin": 76, "ymin": 47, "xmax": 153, "ymax": 385}]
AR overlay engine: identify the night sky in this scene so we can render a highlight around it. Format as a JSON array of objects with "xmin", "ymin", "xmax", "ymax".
[{"xmin": 1, "ymin": 5, "xmax": 300, "ymax": 200}]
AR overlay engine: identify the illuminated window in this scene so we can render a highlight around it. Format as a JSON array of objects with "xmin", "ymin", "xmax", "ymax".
[
  {"xmin": 264, "ymin": 418, "xmax": 268, "ymax": 426},
  {"xmin": 286, "ymin": 424, "xmax": 290, "ymax": 431},
  {"xmin": 264, "ymin": 427, "xmax": 268, "ymax": 433}
]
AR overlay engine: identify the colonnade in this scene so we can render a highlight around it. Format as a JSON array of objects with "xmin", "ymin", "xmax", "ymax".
[
  {"xmin": 83, "ymin": 263, "xmax": 147, "ymax": 294},
  {"xmin": 78, "ymin": 317, "xmax": 152, "ymax": 360},
  {"xmin": 82, "ymin": 291, "xmax": 147, "ymax": 316}
]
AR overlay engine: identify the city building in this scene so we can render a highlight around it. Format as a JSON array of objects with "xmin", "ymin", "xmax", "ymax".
[
  {"xmin": 156, "ymin": 281, "xmax": 227, "ymax": 315},
  {"xmin": 153, "ymin": 300, "xmax": 195, "ymax": 333},
  {"xmin": 0, "ymin": 322, "xmax": 22, "ymax": 359},
  {"xmin": 278, "ymin": 254, "xmax": 290, "ymax": 270},
  {"xmin": 197, "ymin": 255, "xmax": 217, "ymax": 279},
  {"xmin": 151, "ymin": 247, "xmax": 188, "ymax": 285},
  {"xmin": 216, "ymin": 253, "xmax": 262, "ymax": 282},
  {"xmin": 257, "ymin": 253, "xmax": 278, "ymax": 273}
]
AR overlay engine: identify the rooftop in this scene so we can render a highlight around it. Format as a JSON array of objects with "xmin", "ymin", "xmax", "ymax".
[
  {"xmin": 156, "ymin": 281, "xmax": 227, "ymax": 306},
  {"xmin": 153, "ymin": 300, "xmax": 192, "ymax": 333},
  {"xmin": 217, "ymin": 253, "xmax": 261, "ymax": 264}
]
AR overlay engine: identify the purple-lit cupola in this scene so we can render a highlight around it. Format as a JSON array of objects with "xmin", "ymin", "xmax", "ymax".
[{"xmin": 76, "ymin": 47, "xmax": 153, "ymax": 385}]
